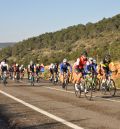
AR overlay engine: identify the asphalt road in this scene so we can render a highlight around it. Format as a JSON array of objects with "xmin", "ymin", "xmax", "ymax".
[{"xmin": 0, "ymin": 79, "xmax": 120, "ymax": 129}]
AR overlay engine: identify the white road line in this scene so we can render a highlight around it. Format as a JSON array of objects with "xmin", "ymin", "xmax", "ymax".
[
  {"xmin": 0, "ymin": 90, "xmax": 83, "ymax": 129},
  {"xmin": 44, "ymin": 86, "xmax": 120, "ymax": 103},
  {"xmin": 102, "ymin": 98, "xmax": 120, "ymax": 103},
  {"xmin": 45, "ymin": 86, "xmax": 75, "ymax": 94},
  {"xmin": 18, "ymin": 80, "xmax": 120, "ymax": 103}
]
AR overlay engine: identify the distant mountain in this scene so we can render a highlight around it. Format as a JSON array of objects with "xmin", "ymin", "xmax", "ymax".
[
  {"xmin": 0, "ymin": 14, "xmax": 120, "ymax": 65},
  {"xmin": 0, "ymin": 42, "xmax": 16, "ymax": 49}
]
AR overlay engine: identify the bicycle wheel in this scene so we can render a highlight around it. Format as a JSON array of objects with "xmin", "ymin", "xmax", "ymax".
[
  {"xmin": 3, "ymin": 77, "xmax": 7, "ymax": 86},
  {"xmin": 94, "ymin": 78, "xmax": 100, "ymax": 91},
  {"xmin": 16, "ymin": 73, "xmax": 20, "ymax": 82},
  {"xmin": 31, "ymin": 76, "xmax": 34, "ymax": 86},
  {"xmin": 53, "ymin": 76, "xmax": 58, "ymax": 85},
  {"xmin": 108, "ymin": 79, "xmax": 116, "ymax": 96},
  {"xmin": 74, "ymin": 84, "xmax": 81, "ymax": 98},
  {"xmin": 64, "ymin": 78, "xmax": 69, "ymax": 90},
  {"xmin": 84, "ymin": 81, "xmax": 93, "ymax": 100},
  {"xmin": 100, "ymin": 82, "xmax": 107, "ymax": 95}
]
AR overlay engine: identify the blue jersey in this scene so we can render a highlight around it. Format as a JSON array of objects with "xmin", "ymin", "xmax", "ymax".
[
  {"xmin": 60, "ymin": 63, "xmax": 72, "ymax": 73},
  {"xmin": 84, "ymin": 62, "xmax": 97, "ymax": 75}
]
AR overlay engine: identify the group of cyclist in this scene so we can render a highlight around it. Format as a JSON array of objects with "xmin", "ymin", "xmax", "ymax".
[
  {"xmin": 48, "ymin": 51, "xmax": 112, "ymax": 91},
  {"xmin": 0, "ymin": 50, "xmax": 112, "ymax": 89},
  {"xmin": 27, "ymin": 61, "xmax": 44, "ymax": 82},
  {"xmin": 0, "ymin": 59, "xmax": 25, "ymax": 81}
]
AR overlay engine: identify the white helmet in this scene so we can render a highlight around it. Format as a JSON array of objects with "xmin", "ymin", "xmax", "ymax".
[
  {"xmin": 63, "ymin": 58, "xmax": 67, "ymax": 63},
  {"xmin": 51, "ymin": 63, "xmax": 54, "ymax": 67},
  {"xmin": 16, "ymin": 64, "xmax": 18, "ymax": 67},
  {"xmin": 93, "ymin": 59, "xmax": 96, "ymax": 64},
  {"xmin": 21, "ymin": 65, "xmax": 23, "ymax": 67},
  {"xmin": 36, "ymin": 64, "xmax": 40, "ymax": 67},
  {"xmin": 88, "ymin": 57, "xmax": 93, "ymax": 62},
  {"xmin": 30, "ymin": 61, "xmax": 33, "ymax": 65}
]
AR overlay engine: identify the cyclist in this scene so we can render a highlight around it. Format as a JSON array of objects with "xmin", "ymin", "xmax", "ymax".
[
  {"xmin": 28, "ymin": 61, "xmax": 36, "ymax": 80},
  {"xmin": 99, "ymin": 54, "xmax": 112, "ymax": 83},
  {"xmin": 1, "ymin": 59, "xmax": 9, "ymax": 82},
  {"xmin": 15, "ymin": 64, "xmax": 20, "ymax": 81},
  {"xmin": 53, "ymin": 63, "xmax": 59, "ymax": 82},
  {"xmin": 36, "ymin": 64, "xmax": 40, "ymax": 76},
  {"xmin": 60, "ymin": 58, "xmax": 72, "ymax": 87},
  {"xmin": 49, "ymin": 63, "xmax": 55, "ymax": 81},
  {"xmin": 19, "ymin": 65, "xmax": 25, "ymax": 80},
  {"xmin": 1, "ymin": 59, "xmax": 9, "ymax": 73},
  {"xmin": 12, "ymin": 62, "xmax": 17, "ymax": 80},
  {"xmin": 84, "ymin": 58, "xmax": 98, "ymax": 77},
  {"xmin": 36, "ymin": 64, "xmax": 40, "ymax": 82},
  {"xmin": 9, "ymin": 65, "xmax": 14, "ymax": 79},
  {"xmin": 73, "ymin": 51, "xmax": 88, "ymax": 91},
  {"xmin": 27, "ymin": 64, "xmax": 30, "ymax": 80}
]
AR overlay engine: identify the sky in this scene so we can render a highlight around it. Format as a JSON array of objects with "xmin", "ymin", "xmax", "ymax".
[{"xmin": 0, "ymin": 0, "xmax": 120, "ymax": 42}]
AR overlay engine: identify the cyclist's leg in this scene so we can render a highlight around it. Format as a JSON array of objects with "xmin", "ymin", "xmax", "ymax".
[
  {"xmin": 53, "ymin": 71, "xmax": 56, "ymax": 82},
  {"xmin": 49, "ymin": 69, "xmax": 53, "ymax": 81},
  {"xmin": 74, "ymin": 68, "xmax": 83, "ymax": 90}
]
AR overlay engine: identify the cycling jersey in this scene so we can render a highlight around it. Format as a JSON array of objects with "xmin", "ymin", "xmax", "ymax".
[
  {"xmin": 16, "ymin": 66, "xmax": 20, "ymax": 72},
  {"xmin": 20, "ymin": 67, "xmax": 24, "ymax": 73},
  {"xmin": 1, "ymin": 62, "xmax": 8, "ymax": 72},
  {"xmin": 36, "ymin": 66, "xmax": 40, "ymax": 75},
  {"xmin": 101, "ymin": 58, "xmax": 111, "ymax": 76},
  {"xmin": 29, "ymin": 64, "xmax": 36, "ymax": 73},
  {"xmin": 84, "ymin": 61, "xmax": 97, "ymax": 75},
  {"xmin": 60, "ymin": 62, "xmax": 72, "ymax": 73},
  {"xmin": 74, "ymin": 56, "xmax": 87, "ymax": 69},
  {"xmin": 9, "ymin": 66, "xmax": 14, "ymax": 72}
]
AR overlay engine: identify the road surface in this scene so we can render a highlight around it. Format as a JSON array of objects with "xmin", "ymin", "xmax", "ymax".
[{"xmin": 0, "ymin": 79, "xmax": 120, "ymax": 129}]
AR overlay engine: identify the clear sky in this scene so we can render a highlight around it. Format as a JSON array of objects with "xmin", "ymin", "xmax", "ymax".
[{"xmin": 0, "ymin": 0, "xmax": 120, "ymax": 42}]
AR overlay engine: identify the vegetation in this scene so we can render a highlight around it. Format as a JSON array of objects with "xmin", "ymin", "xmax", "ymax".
[{"xmin": 0, "ymin": 14, "xmax": 120, "ymax": 65}]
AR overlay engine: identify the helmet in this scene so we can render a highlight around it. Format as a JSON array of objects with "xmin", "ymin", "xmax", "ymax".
[
  {"xmin": 63, "ymin": 58, "xmax": 67, "ymax": 63},
  {"xmin": 51, "ymin": 63, "xmax": 54, "ymax": 67},
  {"xmin": 81, "ymin": 50, "xmax": 88, "ymax": 57},
  {"xmin": 88, "ymin": 57, "xmax": 93, "ymax": 62},
  {"xmin": 104, "ymin": 54, "xmax": 111, "ymax": 62},
  {"xmin": 2, "ymin": 62, "xmax": 5, "ymax": 66},
  {"xmin": 30, "ymin": 61, "xmax": 33, "ymax": 65},
  {"xmin": 36, "ymin": 64, "xmax": 40, "ymax": 67},
  {"xmin": 93, "ymin": 59, "xmax": 96, "ymax": 64},
  {"xmin": 16, "ymin": 64, "xmax": 18, "ymax": 67}
]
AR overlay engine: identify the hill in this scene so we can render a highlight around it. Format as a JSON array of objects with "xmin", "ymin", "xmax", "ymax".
[{"xmin": 0, "ymin": 14, "xmax": 120, "ymax": 65}]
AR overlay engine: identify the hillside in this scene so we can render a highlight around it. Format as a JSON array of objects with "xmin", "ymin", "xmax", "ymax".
[{"xmin": 0, "ymin": 14, "xmax": 120, "ymax": 65}]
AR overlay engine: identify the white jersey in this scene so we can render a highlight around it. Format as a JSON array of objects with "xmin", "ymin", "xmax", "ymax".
[
  {"xmin": 0, "ymin": 61, "xmax": 8, "ymax": 70},
  {"xmin": 49, "ymin": 64, "xmax": 55, "ymax": 70}
]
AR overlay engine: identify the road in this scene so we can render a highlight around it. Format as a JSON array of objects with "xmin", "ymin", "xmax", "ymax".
[{"xmin": 0, "ymin": 79, "xmax": 120, "ymax": 129}]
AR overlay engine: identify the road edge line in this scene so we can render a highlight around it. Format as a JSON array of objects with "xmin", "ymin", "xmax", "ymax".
[{"xmin": 0, "ymin": 90, "xmax": 83, "ymax": 129}]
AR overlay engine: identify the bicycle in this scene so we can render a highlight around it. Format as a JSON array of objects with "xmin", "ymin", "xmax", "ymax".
[
  {"xmin": 62, "ymin": 72, "xmax": 69, "ymax": 90},
  {"xmin": 16, "ymin": 72, "xmax": 20, "ymax": 82},
  {"xmin": 49, "ymin": 72, "xmax": 58, "ymax": 85},
  {"xmin": 30, "ymin": 72, "xmax": 35, "ymax": 86},
  {"xmin": 36, "ymin": 72, "xmax": 43, "ymax": 83},
  {"xmin": 74, "ymin": 73, "xmax": 100, "ymax": 100},
  {"xmin": 84, "ymin": 73, "xmax": 101, "ymax": 100},
  {"xmin": 100, "ymin": 74, "xmax": 116, "ymax": 97},
  {"xmin": 2, "ymin": 71, "xmax": 7, "ymax": 86},
  {"xmin": 53, "ymin": 72, "xmax": 59, "ymax": 85},
  {"xmin": 74, "ymin": 78, "xmax": 85, "ymax": 98}
]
